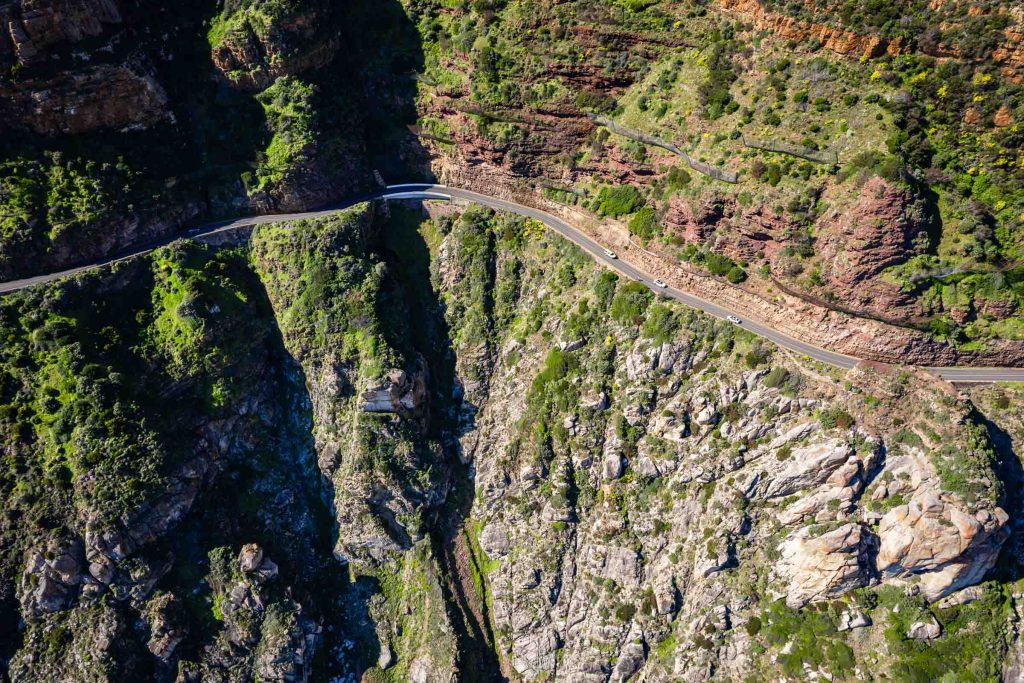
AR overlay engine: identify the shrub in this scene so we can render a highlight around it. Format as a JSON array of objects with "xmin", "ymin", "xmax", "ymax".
[
  {"xmin": 666, "ymin": 166, "xmax": 691, "ymax": 189},
  {"xmin": 611, "ymin": 281, "xmax": 654, "ymax": 323},
  {"xmin": 576, "ymin": 89, "xmax": 616, "ymax": 114},
  {"xmin": 751, "ymin": 158, "xmax": 767, "ymax": 180},
  {"xmin": 628, "ymin": 207, "xmax": 659, "ymax": 241},
  {"xmin": 594, "ymin": 271, "xmax": 619, "ymax": 308},
  {"xmin": 595, "ymin": 185, "xmax": 643, "ymax": 217},
  {"xmin": 616, "ymin": 602, "xmax": 638, "ymax": 621},
  {"xmin": 819, "ymin": 407, "xmax": 854, "ymax": 429},
  {"xmin": 698, "ymin": 42, "xmax": 737, "ymax": 119},
  {"xmin": 642, "ymin": 304, "xmax": 679, "ymax": 344},
  {"xmin": 703, "ymin": 251, "xmax": 735, "ymax": 277},
  {"xmin": 763, "ymin": 367, "xmax": 790, "ymax": 388},
  {"xmin": 726, "ymin": 266, "xmax": 747, "ymax": 283}
]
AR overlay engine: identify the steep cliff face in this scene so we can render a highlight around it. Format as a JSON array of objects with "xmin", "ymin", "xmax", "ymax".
[
  {"xmin": 209, "ymin": 0, "xmax": 341, "ymax": 91},
  {"xmin": 0, "ymin": 0, "xmax": 122, "ymax": 66},
  {"xmin": 404, "ymin": 0, "xmax": 1024, "ymax": 354},
  {"xmin": 419, "ymin": 204, "xmax": 1017, "ymax": 681},
  {"xmin": 814, "ymin": 177, "xmax": 928, "ymax": 317},
  {"xmin": 0, "ymin": 0, "xmax": 421, "ymax": 281},
  {"xmin": 0, "ymin": 202, "xmax": 1020, "ymax": 680}
]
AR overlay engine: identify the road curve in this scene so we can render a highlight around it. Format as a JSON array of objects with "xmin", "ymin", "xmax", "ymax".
[{"xmin": 2, "ymin": 182, "xmax": 1023, "ymax": 383}]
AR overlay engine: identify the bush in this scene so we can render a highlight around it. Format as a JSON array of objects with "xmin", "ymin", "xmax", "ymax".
[
  {"xmin": 763, "ymin": 367, "xmax": 789, "ymax": 388},
  {"xmin": 698, "ymin": 42, "xmax": 737, "ymax": 119},
  {"xmin": 611, "ymin": 281, "xmax": 653, "ymax": 323},
  {"xmin": 726, "ymin": 266, "xmax": 747, "ymax": 283},
  {"xmin": 628, "ymin": 207, "xmax": 659, "ymax": 241},
  {"xmin": 594, "ymin": 271, "xmax": 619, "ymax": 308},
  {"xmin": 819, "ymin": 407, "xmax": 854, "ymax": 429},
  {"xmin": 642, "ymin": 304, "xmax": 679, "ymax": 344},
  {"xmin": 703, "ymin": 251, "xmax": 735, "ymax": 277},
  {"xmin": 575, "ymin": 89, "xmax": 616, "ymax": 114},
  {"xmin": 751, "ymin": 158, "xmax": 767, "ymax": 180},
  {"xmin": 666, "ymin": 166, "xmax": 691, "ymax": 189},
  {"xmin": 595, "ymin": 185, "xmax": 643, "ymax": 217}
]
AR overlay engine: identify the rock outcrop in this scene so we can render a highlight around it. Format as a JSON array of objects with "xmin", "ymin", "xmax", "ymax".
[
  {"xmin": 814, "ymin": 177, "xmax": 927, "ymax": 317},
  {"xmin": 0, "ymin": 0, "xmax": 122, "ymax": 66},
  {"xmin": 210, "ymin": 2, "xmax": 339, "ymax": 91},
  {"xmin": 0, "ymin": 63, "xmax": 170, "ymax": 135},
  {"xmin": 877, "ymin": 492, "xmax": 1009, "ymax": 600},
  {"xmin": 775, "ymin": 523, "xmax": 873, "ymax": 608}
]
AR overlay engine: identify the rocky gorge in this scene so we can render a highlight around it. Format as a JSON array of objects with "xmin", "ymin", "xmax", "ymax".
[{"xmin": 1, "ymin": 0, "xmax": 1024, "ymax": 681}]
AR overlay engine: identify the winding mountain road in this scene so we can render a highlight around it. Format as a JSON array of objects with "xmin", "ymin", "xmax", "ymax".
[{"xmin": 2, "ymin": 182, "xmax": 1023, "ymax": 383}]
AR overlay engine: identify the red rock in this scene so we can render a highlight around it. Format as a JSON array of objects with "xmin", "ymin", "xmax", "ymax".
[
  {"xmin": 812, "ymin": 177, "xmax": 927, "ymax": 316},
  {"xmin": 0, "ymin": 63, "xmax": 169, "ymax": 135}
]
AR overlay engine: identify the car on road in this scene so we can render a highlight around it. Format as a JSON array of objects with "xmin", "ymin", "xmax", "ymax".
[
  {"xmin": 603, "ymin": 249, "xmax": 617, "ymax": 259},
  {"xmin": 727, "ymin": 315, "xmax": 742, "ymax": 324},
  {"xmin": 653, "ymin": 279, "xmax": 667, "ymax": 288}
]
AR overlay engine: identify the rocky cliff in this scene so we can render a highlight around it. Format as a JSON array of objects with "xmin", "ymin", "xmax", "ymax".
[{"xmin": 0, "ymin": 200, "xmax": 1020, "ymax": 680}]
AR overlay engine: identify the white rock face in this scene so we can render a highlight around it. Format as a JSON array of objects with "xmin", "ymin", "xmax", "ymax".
[
  {"xmin": 775, "ymin": 523, "xmax": 870, "ymax": 608},
  {"xmin": 751, "ymin": 438, "xmax": 854, "ymax": 499},
  {"xmin": 877, "ymin": 492, "xmax": 1009, "ymax": 600},
  {"xmin": 512, "ymin": 628, "xmax": 560, "ymax": 679},
  {"xmin": 358, "ymin": 367, "xmax": 426, "ymax": 414}
]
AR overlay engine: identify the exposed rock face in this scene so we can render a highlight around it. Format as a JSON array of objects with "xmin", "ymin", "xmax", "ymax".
[
  {"xmin": 358, "ymin": 366, "xmax": 427, "ymax": 415},
  {"xmin": 0, "ymin": 63, "xmax": 171, "ymax": 135},
  {"xmin": 422, "ymin": 208, "xmax": 1018, "ymax": 680},
  {"xmin": 19, "ymin": 536, "xmax": 84, "ymax": 616},
  {"xmin": 663, "ymin": 195, "xmax": 730, "ymax": 245},
  {"xmin": 718, "ymin": 0, "xmax": 901, "ymax": 58},
  {"xmin": 210, "ymin": 3, "xmax": 339, "ymax": 91},
  {"xmin": 775, "ymin": 523, "xmax": 873, "ymax": 608},
  {"xmin": 813, "ymin": 177, "xmax": 926, "ymax": 316},
  {"xmin": 0, "ymin": 0, "xmax": 122, "ymax": 66},
  {"xmin": 877, "ymin": 492, "xmax": 1009, "ymax": 601}
]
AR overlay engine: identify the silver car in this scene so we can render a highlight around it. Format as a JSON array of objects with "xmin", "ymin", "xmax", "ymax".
[{"xmin": 727, "ymin": 315, "xmax": 742, "ymax": 324}]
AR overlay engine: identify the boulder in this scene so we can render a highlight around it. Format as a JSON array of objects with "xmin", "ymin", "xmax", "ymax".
[
  {"xmin": 838, "ymin": 610, "xmax": 872, "ymax": 631},
  {"xmin": 775, "ymin": 523, "xmax": 872, "ymax": 607},
  {"xmin": 19, "ymin": 537, "xmax": 85, "ymax": 617},
  {"xmin": 907, "ymin": 618, "xmax": 942, "ymax": 640},
  {"xmin": 877, "ymin": 493, "xmax": 1009, "ymax": 600}
]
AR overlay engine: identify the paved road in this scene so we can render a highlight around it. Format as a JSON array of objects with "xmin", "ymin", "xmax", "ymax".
[{"xmin": 3, "ymin": 182, "xmax": 1023, "ymax": 383}]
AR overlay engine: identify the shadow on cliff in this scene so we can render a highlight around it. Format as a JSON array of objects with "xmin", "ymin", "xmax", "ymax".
[
  {"xmin": 378, "ymin": 203, "xmax": 506, "ymax": 682},
  {"xmin": 981, "ymin": 412, "xmax": 1024, "ymax": 583}
]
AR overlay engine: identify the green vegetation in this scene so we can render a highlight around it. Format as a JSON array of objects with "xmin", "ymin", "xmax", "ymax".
[
  {"xmin": 0, "ymin": 239, "xmax": 274, "ymax": 530},
  {"xmin": 594, "ymin": 185, "xmax": 644, "ymax": 217},
  {"xmin": 760, "ymin": 600, "xmax": 856, "ymax": 679},
  {"xmin": 251, "ymin": 206, "xmax": 400, "ymax": 378},
  {"xmin": 878, "ymin": 583, "xmax": 1010, "ymax": 681},
  {"xmin": 255, "ymin": 77, "xmax": 319, "ymax": 190},
  {"xmin": 611, "ymin": 282, "xmax": 654, "ymax": 323},
  {"xmin": 628, "ymin": 207, "xmax": 660, "ymax": 241},
  {"xmin": 930, "ymin": 417, "xmax": 1003, "ymax": 506},
  {"xmin": 818, "ymin": 407, "xmax": 854, "ymax": 430}
]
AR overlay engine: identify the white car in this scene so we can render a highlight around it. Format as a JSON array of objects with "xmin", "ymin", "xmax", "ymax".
[
  {"xmin": 603, "ymin": 249, "xmax": 618, "ymax": 260},
  {"xmin": 653, "ymin": 279, "xmax": 667, "ymax": 288},
  {"xmin": 726, "ymin": 315, "xmax": 742, "ymax": 324}
]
